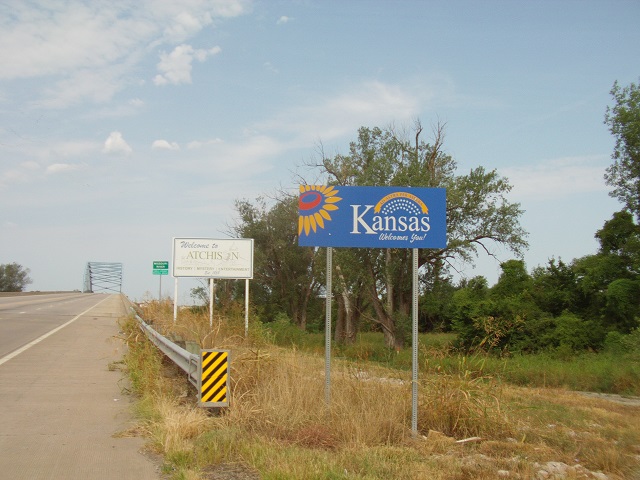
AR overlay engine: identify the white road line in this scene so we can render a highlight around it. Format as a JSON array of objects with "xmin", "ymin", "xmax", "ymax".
[{"xmin": 0, "ymin": 295, "xmax": 112, "ymax": 367}]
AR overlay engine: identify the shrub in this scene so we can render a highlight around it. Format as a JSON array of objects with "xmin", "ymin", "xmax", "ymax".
[
  {"xmin": 603, "ymin": 331, "xmax": 628, "ymax": 355},
  {"xmin": 268, "ymin": 312, "xmax": 305, "ymax": 346},
  {"xmin": 550, "ymin": 312, "xmax": 604, "ymax": 351}
]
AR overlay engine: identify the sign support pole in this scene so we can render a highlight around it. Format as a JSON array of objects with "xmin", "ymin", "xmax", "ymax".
[
  {"xmin": 159, "ymin": 275, "xmax": 162, "ymax": 302},
  {"xmin": 173, "ymin": 277, "xmax": 178, "ymax": 323},
  {"xmin": 209, "ymin": 279, "xmax": 214, "ymax": 328},
  {"xmin": 245, "ymin": 279, "xmax": 250, "ymax": 337},
  {"xmin": 411, "ymin": 248, "xmax": 419, "ymax": 436},
  {"xmin": 325, "ymin": 246, "xmax": 333, "ymax": 406}
]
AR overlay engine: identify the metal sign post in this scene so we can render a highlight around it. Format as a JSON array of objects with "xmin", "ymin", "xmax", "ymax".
[
  {"xmin": 412, "ymin": 248, "xmax": 419, "ymax": 435},
  {"xmin": 209, "ymin": 278, "xmax": 215, "ymax": 328},
  {"xmin": 152, "ymin": 261, "xmax": 169, "ymax": 301},
  {"xmin": 325, "ymin": 247, "xmax": 332, "ymax": 406},
  {"xmin": 298, "ymin": 185, "xmax": 447, "ymax": 436},
  {"xmin": 245, "ymin": 279, "xmax": 250, "ymax": 338}
]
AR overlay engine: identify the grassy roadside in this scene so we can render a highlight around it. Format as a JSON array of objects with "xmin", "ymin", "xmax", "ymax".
[
  {"xmin": 118, "ymin": 303, "xmax": 640, "ymax": 479},
  {"xmin": 271, "ymin": 329, "xmax": 640, "ymax": 397}
]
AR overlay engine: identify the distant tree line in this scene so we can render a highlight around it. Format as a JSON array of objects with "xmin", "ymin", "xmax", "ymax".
[
  {"xmin": 451, "ymin": 78, "xmax": 640, "ymax": 353},
  {"xmin": 0, "ymin": 263, "xmax": 32, "ymax": 292},
  {"xmin": 211, "ymin": 79, "xmax": 639, "ymax": 354}
]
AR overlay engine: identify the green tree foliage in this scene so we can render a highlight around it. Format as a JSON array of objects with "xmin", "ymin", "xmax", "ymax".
[
  {"xmin": 318, "ymin": 121, "xmax": 527, "ymax": 348},
  {"xmin": 452, "ymin": 210, "xmax": 640, "ymax": 355},
  {"xmin": 452, "ymin": 263, "xmax": 548, "ymax": 353},
  {"xmin": 490, "ymin": 259, "xmax": 532, "ymax": 299},
  {"xmin": 573, "ymin": 211, "xmax": 640, "ymax": 333},
  {"xmin": 595, "ymin": 210, "xmax": 640, "ymax": 275},
  {"xmin": 419, "ymin": 272, "xmax": 456, "ymax": 332},
  {"xmin": 549, "ymin": 312, "xmax": 603, "ymax": 352},
  {"xmin": 604, "ymin": 278, "xmax": 640, "ymax": 332},
  {"xmin": 0, "ymin": 263, "xmax": 32, "ymax": 292},
  {"xmin": 604, "ymin": 79, "xmax": 640, "ymax": 218},
  {"xmin": 233, "ymin": 195, "xmax": 323, "ymax": 329},
  {"xmin": 450, "ymin": 276, "xmax": 490, "ymax": 350},
  {"xmin": 530, "ymin": 259, "xmax": 577, "ymax": 317},
  {"xmin": 448, "ymin": 80, "xmax": 640, "ymax": 355}
]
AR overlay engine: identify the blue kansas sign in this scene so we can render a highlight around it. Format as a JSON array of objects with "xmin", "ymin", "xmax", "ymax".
[{"xmin": 298, "ymin": 185, "xmax": 446, "ymax": 249}]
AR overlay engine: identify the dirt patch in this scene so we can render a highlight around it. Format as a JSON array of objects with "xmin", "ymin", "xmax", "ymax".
[
  {"xmin": 201, "ymin": 463, "xmax": 260, "ymax": 480},
  {"xmin": 577, "ymin": 391, "xmax": 640, "ymax": 406}
]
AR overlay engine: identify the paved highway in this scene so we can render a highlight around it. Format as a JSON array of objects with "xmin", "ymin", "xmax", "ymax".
[
  {"xmin": 0, "ymin": 292, "xmax": 107, "ymax": 360},
  {"xmin": 0, "ymin": 293, "xmax": 160, "ymax": 479}
]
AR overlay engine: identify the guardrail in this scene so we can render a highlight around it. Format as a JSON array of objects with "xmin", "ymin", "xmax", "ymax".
[
  {"xmin": 131, "ymin": 309, "xmax": 199, "ymax": 389},
  {"xmin": 128, "ymin": 302, "xmax": 231, "ymax": 408}
]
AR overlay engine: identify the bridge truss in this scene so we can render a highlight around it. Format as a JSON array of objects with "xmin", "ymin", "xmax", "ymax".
[{"xmin": 83, "ymin": 262, "xmax": 123, "ymax": 293}]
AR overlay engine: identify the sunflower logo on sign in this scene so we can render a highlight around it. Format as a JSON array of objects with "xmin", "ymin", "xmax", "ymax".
[{"xmin": 298, "ymin": 185, "xmax": 342, "ymax": 236}]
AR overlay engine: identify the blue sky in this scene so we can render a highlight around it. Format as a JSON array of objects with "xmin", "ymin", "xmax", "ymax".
[{"xmin": 1, "ymin": 0, "xmax": 638, "ymax": 303}]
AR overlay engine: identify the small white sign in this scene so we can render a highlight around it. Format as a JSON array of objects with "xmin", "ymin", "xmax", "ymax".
[{"xmin": 172, "ymin": 237, "xmax": 254, "ymax": 279}]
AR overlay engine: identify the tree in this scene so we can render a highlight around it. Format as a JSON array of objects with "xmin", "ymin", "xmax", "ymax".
[
  {"xmin": 595, "ymin": 210, "xmax": 640, "ymax": 276},
  {"xmin": 604, "ymin": 79, "xmax": 640, "ymax": 218},
  {"xmin": 317, "ymin": 121, "xmax": 528, "ymax": 348},
  {"xmin": 233, "ymin": 195, "xmax": 323, "ymax": 329},
  {"xmin": 0, "ymin": 263, "xmax": 32, "ymax": 292},
  {"xmin": 570, "ymin": 210, "xmax": 640, "ymax": 334},
  {"xmin": 490, "ymin": 259, "xmax": 531, "ymax": 299},
  {"xmin": 530, "ymin": 258, "xmax": 577, "ymax": 317},
  {"xmin": 450, "ymin": 276, "xmax": 490, "ymax": 350}
]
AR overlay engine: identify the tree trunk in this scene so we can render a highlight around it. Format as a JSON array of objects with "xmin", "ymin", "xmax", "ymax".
[
  {"xmin": 334, "ymin": 264, "xmax": 354, "ymax": 344},
  {"xmin": 368, "ymin": 282, "xmax": 403, "ymax": 349},
  {"xmin": 385, "ymin": 248, "xmax": 394, "ymax": 317},
  {"xmin": 334, "ymin": 295, "xmax": 346, "ymax": 343},
  {"xmin": 365, "ymin": 255, "xmax": 404, "ymax": 349}
]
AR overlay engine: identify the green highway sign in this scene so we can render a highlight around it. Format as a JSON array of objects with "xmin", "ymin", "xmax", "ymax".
[{"xmin": 153, "ymin": 261, "xmax": 169, "ymax": 275}]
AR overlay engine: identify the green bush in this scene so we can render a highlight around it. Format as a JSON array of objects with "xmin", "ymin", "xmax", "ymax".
[
  {"xmin": 604, "ymin": 330, "xmax": 628, "ymax": 355},
  {"xmin": 267, "ymin": 312, "xmax": 305, "ymax": 346},
  {"xmin": 551, "ymin": 312, "xmax": 604, "ymax": 351}
]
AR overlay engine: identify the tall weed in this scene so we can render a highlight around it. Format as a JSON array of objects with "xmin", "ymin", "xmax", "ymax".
[{"xmin": 120, "ymin": 303, "xmax": 640, "ymax": 479}]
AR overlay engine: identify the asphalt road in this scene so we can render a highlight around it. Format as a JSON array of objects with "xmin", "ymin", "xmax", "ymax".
[
  {"xmin": 0, "ymin": 292, "xmax": 105, "ymax": 360},
  {"xmin": 0, "ymin": 293, "xmax": 161, "ymax": 479}
]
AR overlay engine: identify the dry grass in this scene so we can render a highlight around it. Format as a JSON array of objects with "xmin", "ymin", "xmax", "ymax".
[{"xmin": 121, "ymin": 304, "xmax": 640, "ymax": 480}]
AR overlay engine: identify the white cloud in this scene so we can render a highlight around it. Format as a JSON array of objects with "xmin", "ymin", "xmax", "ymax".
[
  {"xmin": 0, "ymin": 1, "xmax": 249, "ymax": 106},
  {"xmin": 175, "ymin": 135, "xmax": 278, "ymax": 178},
  {"xmin": 103, "ymin": 131, "xmax": 133, "ymax": 155},
  {"xmin": 277, "ymin": 16, "xmax": 293, "ymax": 25},
  {"xmin": 11, "ymin": 141, "xmax": 99, "ymax": 163},
  {"xmin": 502, "ymin": 155, "xmax": 610, "ymax": 200},
  {"xmin": 46, "ymin": 163, "xmax": 84, "ymax": 174},
  {"xmin": 257, "ymin": 80, "xmax": 421, "ymax": 144},
  {"xmin": 153, "ymin": 0, "xmax": 252, "ymax": 41},
  {"xmin": 187, "ymin": 138, "xmax": 223, "ymax": 149},
  {"xmin": 0, "ymin": 3, "xmax": 151, "ymax": 80},
  {"xmin": 163, "ymin": 11, "xmax": 211, "ymax": 42},
  {"xmin": 152, "ymin": 139, "xmax": 180, "ymax": 150},
  {"xmin": 0, "ymin": 169, "xmax": 29, "ymax": 187},
  {"xmin": 39, "ymin": 72, "xmax": 118, "ymax": 108},
  {"xmin": 89, "ymin": 98, "xmax": 146, "ymax": 119},
  {"xmin": 0, "ymin": 161, "xmax": 41, "ymax": 187},
  {"xmin": 153, "ymin": 44, "xmax": 221, "ymax": 86}
]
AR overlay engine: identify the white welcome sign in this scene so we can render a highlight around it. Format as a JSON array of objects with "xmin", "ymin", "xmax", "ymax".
[{"xmin": 172, "ymin": 237, "xmax": 254, "ymax": 279}]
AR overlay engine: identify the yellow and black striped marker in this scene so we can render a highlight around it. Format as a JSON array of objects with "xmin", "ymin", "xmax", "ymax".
[{"xmin": 199, "ymin": 350, "xmax": 230, "ymax": 407}]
